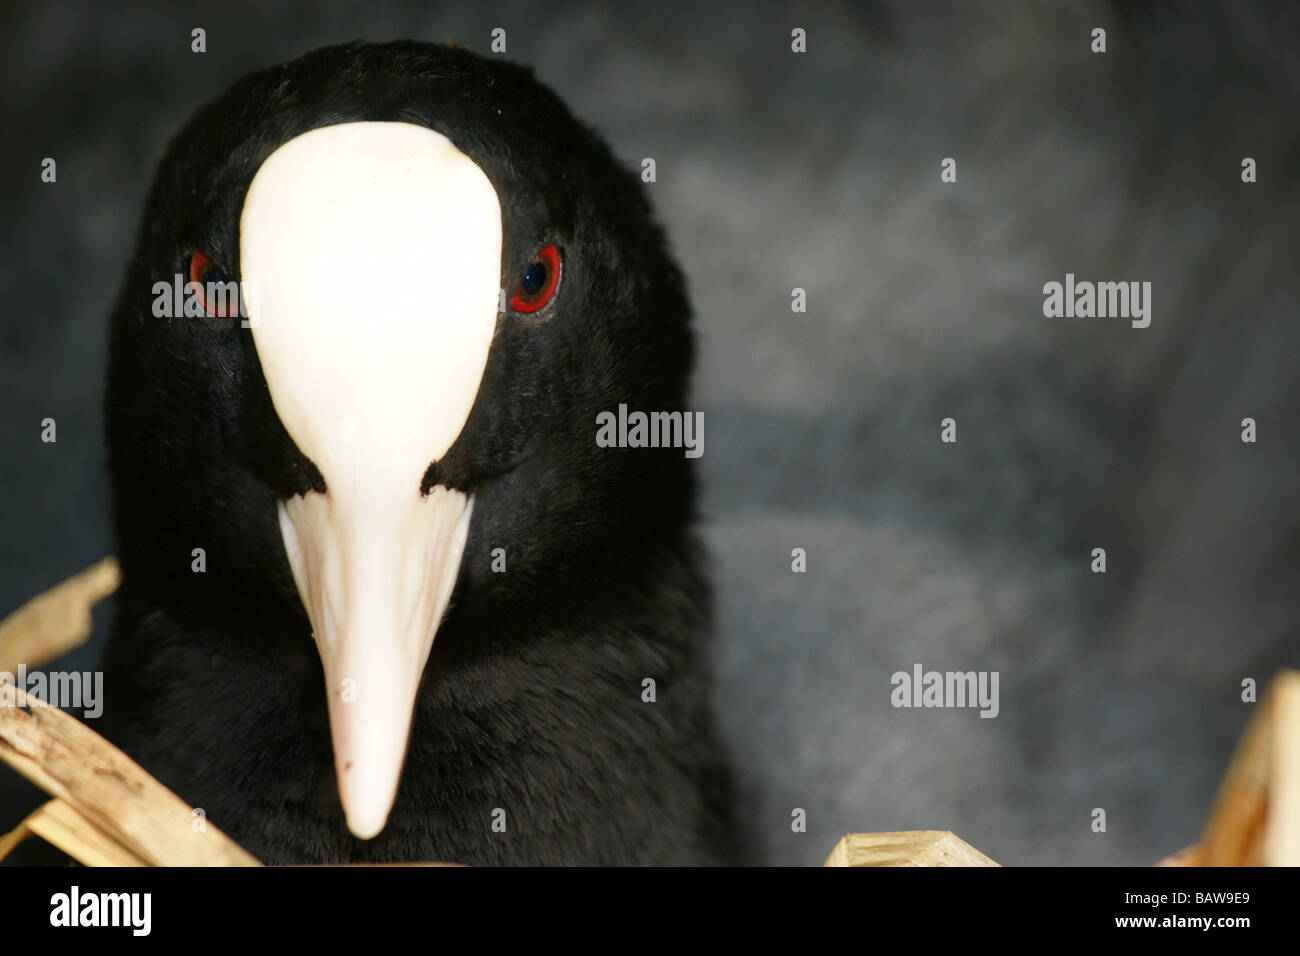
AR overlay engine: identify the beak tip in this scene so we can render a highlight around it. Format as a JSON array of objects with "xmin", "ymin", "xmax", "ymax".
[
  {"xmin": 339, "ymin": 759, "xmax": 401, "ymax": 840},
  {"xmin": 345, "ymin": 806, "xmax": 390, "ymax": 841}
]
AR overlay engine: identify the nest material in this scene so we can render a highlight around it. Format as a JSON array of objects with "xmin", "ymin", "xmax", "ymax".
[{"xmin": 1, "ymin": 559, "xmax": 1296, "ymax": 866}]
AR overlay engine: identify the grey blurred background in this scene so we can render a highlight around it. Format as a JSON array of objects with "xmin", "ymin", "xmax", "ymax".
[{"xmin": 1, "ymin": 0, "xmax": 1296, "ymax": 865}]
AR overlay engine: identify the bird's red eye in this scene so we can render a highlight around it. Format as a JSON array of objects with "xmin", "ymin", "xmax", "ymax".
[
  {"xmin": 189, "ymin": 251, "xmax": 237, "ymax": 318},
  {"xmin": 510, "ymin": 245, "xmax": 561, "ymax": 314}
]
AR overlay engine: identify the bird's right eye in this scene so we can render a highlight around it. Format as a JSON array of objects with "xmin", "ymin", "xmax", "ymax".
[{"xmin": 189, "ymin": 251, "xmax": 237, "ymax": 317}]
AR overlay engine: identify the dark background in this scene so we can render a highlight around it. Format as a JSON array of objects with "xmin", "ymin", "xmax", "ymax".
[{"xmin": 1, "ymin": 0, "xmax": 1296, "ymax": 865}]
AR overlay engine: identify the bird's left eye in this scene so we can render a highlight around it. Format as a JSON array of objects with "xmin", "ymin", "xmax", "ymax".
[
  {"xmin": 189, "ymin": 251, "xmax": 236, "ymax": 317},
  {"xmin": 510, "ymin": 244, "xmax": 561, "ymax": 314}
]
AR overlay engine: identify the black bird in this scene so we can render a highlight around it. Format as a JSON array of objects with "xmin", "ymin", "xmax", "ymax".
[{"xmin": 101, "ymin": 40, "xmax": 733, "ymax": 865}]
